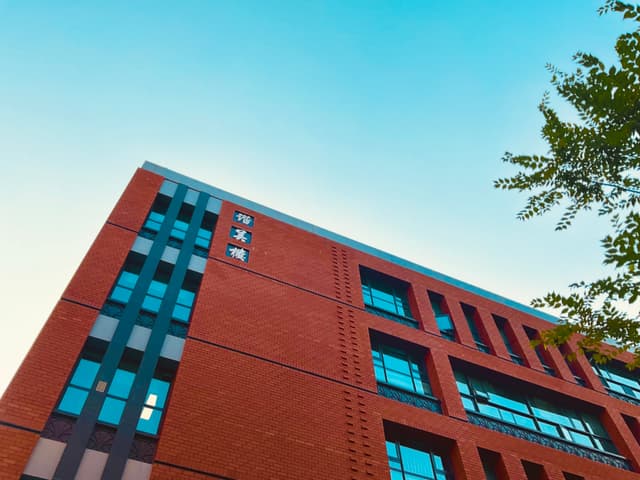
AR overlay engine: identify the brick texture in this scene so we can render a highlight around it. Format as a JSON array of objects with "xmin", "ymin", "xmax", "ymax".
[
  {"xmin": 0, "ymin": 425, "xmax": 38, "ymax": 480},
  {"xmin": 0, "ymin": 301, "xmax": 97, "ymax": 431},
  {"xmin": 155, "ymin": 340, "xmax": 389, "ymax": 480},
  {"xmin": 4, "ymin": 168, "xmax": 640, "ymax": 479},
  {"xmin": 62, "ymin": 223, "xmax": 136, "ymax": 309},
  {"xmin": 107, "ymin": 167, "xmax": 164, "ymax": 232}
]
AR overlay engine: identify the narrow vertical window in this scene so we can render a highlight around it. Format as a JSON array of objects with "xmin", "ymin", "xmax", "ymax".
[
  {"xmin": 461, "ymin": 304, "xmax": 490, "ymax": 352},
  {"xmin": 428, "ymin": 292, "xmax": 455, "ymax": 341},
  {"xmin": 522, "ymin": 461, "xmax": 544, "ymax": 480},
  {"xmin": 559, "ymin": 344, "xmax": 586, "ymax": 386},
  {"xmin": 136, "ymin": 358, "xmax": 178, "ymax": 436},
  {"xmin": 524, "ymin": 327, "xmax": 555, "ymax": 376},
  {"xmin": 142, "ymin": 194, "xmax": 171, "ymax": 235},
  {"xmin": 58, "ymin": 339, "xmax": 107, "ymax": 416},
  {"xmin": 108, "ymin": 253, "xmax": 145, "ymax": 306},
  {"xmin": 478, "ymin": 449, "xmax": 500, "ymax": 480},
  {"xmin": 493, "ymin": 315, "xmax": 524, "ymax": 365}
]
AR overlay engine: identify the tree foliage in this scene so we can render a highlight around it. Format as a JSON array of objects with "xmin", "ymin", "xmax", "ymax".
[{"xmin": 495, "ymin": 0, "xmax": 640, "ymax": 367}]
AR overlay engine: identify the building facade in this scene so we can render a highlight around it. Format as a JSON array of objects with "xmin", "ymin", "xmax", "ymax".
[{"xmin": 2, "ymin": 163, "xmax": 640, "ymax": 480}]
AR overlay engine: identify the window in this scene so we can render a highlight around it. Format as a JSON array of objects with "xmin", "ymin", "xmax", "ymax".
[
  {"xmin": 142, "ymin": 194, "xmax": 171, "ymax": 233},
  {"xmin": 360, "ymin": 267, "xmax": 416, "ymax": 326},
  {"xmin": 524, "ymin": 327, "xmax": 555, "ymax": 376},
  {"xmin": 386, "ymin": 440, "xmax": 450, "ymax": 480},
  {"xmin": 522, "ymin": 461, "xmax": 543, "ymax": 480},
  {"xmin": 461, "ymin": 304, "xmax": 490, "ymax": 352},
  {"xmin": 478, "ymin": 449, "xmax": 499, "ymax": 480},
  {"xmin": 559, "ymin": 344, "xmax": 586, "ymax": 386},
  {"xmin": 563, "ymin": 473, "xmax": 584, "ymax": 480},
  {"xmin": 372, "ymin": 341, "xmax": 432, "ymax": 397},
  {"xmin": 493, "ymin": 315, "xmax": 524, "ymax": 365},
  {"xmin": 428, "ymin": 292, "xmax": 455, "ymax": 341},
  {"xmin": 196, "ymin": 211, "xmax": 217, "ymax": 250},
  {"xmin": 109, "ymin": 253, "xmax": 145, "ymax": 306},
  {"xmin": 137, "ymin": 263, "xmax": 199, "ymax": 325},
  {"xmin": 592, "ymin": 360, "xmax": 640, "ymax": 402},
  {"xmin": 57, "ymin": 341, "xmax": 142, "ymax": 428},
  {"xmin": 97, "ymin": 350, "xmax": 142, "ymax": 426},
  {"xmin": 455, "ymin": 370, "xmax": 618, "ymax": 454},
  {"xmin": 141, "ymin": 194, "xmax": 217, "ymax": 255},
  {"xmin": 136, "ymin": 357, "xmax": 177, "ymax": 435},
  {"xmin": 140, "ymin": 262, "xmax": 172, "ymax": 315},
  {"xmin": 58, "ymin": 339, "xmax": 107, "ymax": 417},
  {"xmin": 171, "ymin": 271, "xmax": 201, "ymax": 324},
  {"xmin": 57, "ymin": 340, "xmax": 176, "ymax": 436}
]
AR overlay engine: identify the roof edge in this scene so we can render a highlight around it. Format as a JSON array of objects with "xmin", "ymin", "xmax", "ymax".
[{"xmin": 142, "ymin": 161, "xmax": 559, "ymax": 325}]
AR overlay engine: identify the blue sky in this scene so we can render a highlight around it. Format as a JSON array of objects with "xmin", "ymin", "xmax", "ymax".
[{"xmin": 0, "ymin": 1, "xmax": 628, "ymax": 394}]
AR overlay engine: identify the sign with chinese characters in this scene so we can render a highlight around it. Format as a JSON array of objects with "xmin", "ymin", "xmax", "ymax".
[
  {"xmin": 230, "ymin": 226, "xmax": 252, "ymax": 244},
  {"xmin": 233, "ymin": 211, "xmax": 254, "ymax": 227},
  {"xmin": 226, "ymin": 244, "xmax": 249, "ymax": 262}
]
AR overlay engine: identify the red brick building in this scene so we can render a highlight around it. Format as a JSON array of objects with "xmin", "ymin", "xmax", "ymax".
[{"xmin": 2, "ymin": 163, "xmax": 640, "ymax": 480}]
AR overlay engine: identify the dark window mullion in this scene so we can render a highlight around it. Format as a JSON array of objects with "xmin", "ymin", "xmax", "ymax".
[{"xmin": 53, "ymin": 185, "xmax": 189, "ymax": 480}]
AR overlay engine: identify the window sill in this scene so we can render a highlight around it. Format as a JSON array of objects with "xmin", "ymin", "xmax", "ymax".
[
  {"xmin": 364, "ymin": 305, "xmax": 419, "ymax": 329},
  {"xmin": 377, "ymin": 383, "xmax": 441, "ymax": 413},
  {"xmin": 604, "ymin": 387, "xmax": 640, "ymax": 407},
  {"xmin": 466, "ymin": 411, "xmax": 630, "ymax": 470}
]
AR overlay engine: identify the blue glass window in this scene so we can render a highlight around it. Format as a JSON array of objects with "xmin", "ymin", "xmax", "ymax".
[
  {"xmin": 461, "ymin": 304, "xmax": 490, "ymax": 352},
  {"xmin": 196, "ymin": 211, "xmax": 218, "ymax": 250},
  {"xmin": 493, "ymin": 316, "xmax": 524, "ymax": 365},
  {"xmin": 196, "ymin": 228, "xmax": 212, "ymax": 248},
  {"xmin": 372, "ymin": 343, "xmax": 431, "ymax": 396},
  {"xmin": 386, "ymin": 441, "xmax": 450, "ymax": 480},
  {"xmin": 143, "ymin": 194, "xmax": 217, "ymax": 253},
  {"xmin": 59, "ymin": 386, "xmax": 90, "ymax": 415},
  {"xmin": 137, "ymin": 378, "xmax": 171, "ymax": 435},
  {"xmin": 525, "ymin": 327, "xmax": 555, "ymax": 376},
  {"xmin": 108, "ymin": 253, "xmax": 145, "ymax": 306},
  {"xmin": 110, "ymin": 272, "xmax": 139, "ymax": 305},
  {"xmin": 592, "ymin": 360, "xmax": 640, "ymax": 402},
  {"xmin": 142, "ymin": 194, "xmax": 171, "ymax": 233},
  {"xmin": 58, "ymin": 358, "xmax": 100, "ymax": 416},
  {"xmin": 98, "ymin": 397, "xmax": 126, "ymax": 425},
  {"xmin": 360, "ymin": 267, "xmax": 413, "ymax": 319},
  {"xmin": 428, "ymin": 292, "xmax": 455, "ymax": 341},
  {"xmin": 455, "ymin": 371, "xmax": 618, "ymax": 454},
  {"xmin": 172, "ymin": 288, "xmax": 195, "ymax": 323}
]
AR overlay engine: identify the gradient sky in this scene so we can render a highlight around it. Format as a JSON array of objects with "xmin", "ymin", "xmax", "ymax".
[{"xmin": 0, "ymin": 1, "xmax": 629, "ymax": 395}]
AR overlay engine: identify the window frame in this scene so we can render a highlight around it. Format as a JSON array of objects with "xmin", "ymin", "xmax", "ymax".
[
  {"xmin": 386, "ymin": 440, "xmax": 451, "ymax": 480},
  {"xmin": 360, "ymin": 267, "xmax": 415, "ymax": 321},
  {"xmin": 455, "ymin": 370, "xmax": 618, "ymax": 455},
  {"xmin": 372, "ymin": 341, "xmax": 433, "ymax": 397}
]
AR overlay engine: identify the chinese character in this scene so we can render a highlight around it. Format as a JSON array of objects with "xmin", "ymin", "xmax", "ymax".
[
  {"xmin": 232, "ymin": 228, "xmax": 250, "ymax": 243},
  {"xmin": 228, "ymin": 246, "xmax": 248, "ymax": 262},
  {"xmin": 234, "ymin": 212, "xmax": 254, "ymax": 226}
]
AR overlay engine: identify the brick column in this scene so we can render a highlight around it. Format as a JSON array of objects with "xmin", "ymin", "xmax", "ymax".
[
  {"xmin": 498, "ymin": 452, "xmax": 527, "ymax": 479},
  {"xmin": 544, "ymin": 344, "xmax": 575, "ymax": 382},
  {"xmin": 452, "ymin": 439, "xmax": 484, "ymax": 480},
  {"xmin": 509, "ymin": 322, "xmax": 542, "ymax": 371},
  {"xmin": 413, "ymin": 286, "xmax": 440, "ymax": 336},
  {"xmin": 426, "ymin": 348, "xmax": 466, "ymax": 420},
  {"xmin": 568, "ymin": 338, "xmax": 607, "ymax": 393},
  {"xmin": 447, "ymin": 299, "xmax": 476, "ymax": 348},
  {"xmin": 602, "ymin": 409, "xmax": 640, "ymax": 471}
]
